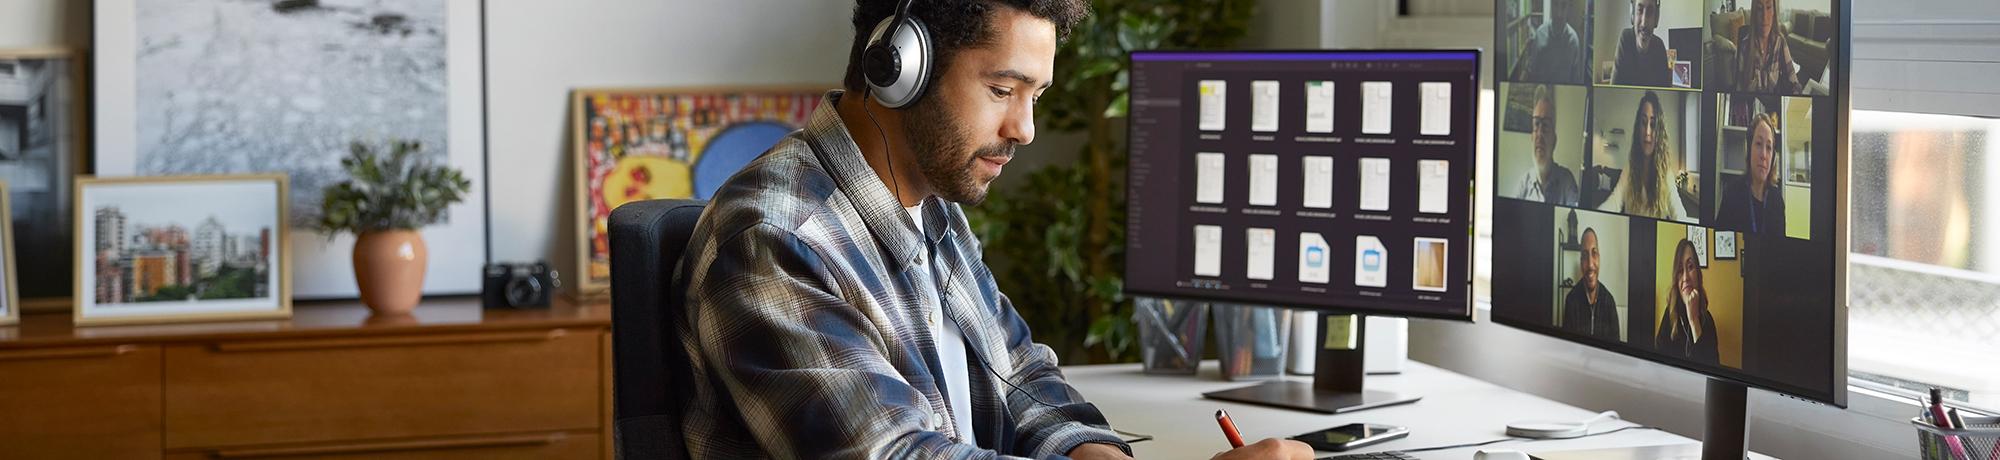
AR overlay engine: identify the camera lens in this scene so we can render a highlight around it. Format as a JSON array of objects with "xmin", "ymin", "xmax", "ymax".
[{"xmin": 505, "ymin": 275, "xmax": 542, "ymax": 307}]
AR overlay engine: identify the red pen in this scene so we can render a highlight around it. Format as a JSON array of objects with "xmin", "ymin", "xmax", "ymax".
[{"xmin": 1215, "ymin": 409, "xmax": 1247, "ymax": 448}]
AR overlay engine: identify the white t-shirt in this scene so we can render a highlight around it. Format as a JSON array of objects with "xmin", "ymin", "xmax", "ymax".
[{"xmin": 908, "ymin": 205, "xmax": 975, "ymax": 442}]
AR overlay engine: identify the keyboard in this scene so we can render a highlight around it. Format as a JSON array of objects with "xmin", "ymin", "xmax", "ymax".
[{"xmin": 1319, "ymin": 451, "xmax": 1417, "ymax": 460}]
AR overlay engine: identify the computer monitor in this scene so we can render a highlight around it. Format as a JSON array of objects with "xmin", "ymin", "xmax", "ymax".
[
  {"xmin": 1124, "ymin": 50, "xmax": 1481, "ymax": 413},
  {"xmin": 1492, "ymin": 0, "xmax": 1848, "ymax": 457}
]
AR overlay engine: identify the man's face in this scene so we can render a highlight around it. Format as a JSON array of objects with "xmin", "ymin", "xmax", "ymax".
[
  {"xmin": 1580, "ymin": 230, "xmax": 1600, "ymax": 287},
  {"xmin": 1633, "ymin": 0, "xmax": 1659, "ymax": 36},
  {"xmin": 1750, "ymin": 120, "xmax": 1775, "ymax": 186},
  {"xmin": 1532, "ymin": 95, "xmax": 1557, "ymax": 167},
  {"xmin": 903, "ymin": 8, "xmax": 1055, "ymax": 205},
  {"xmin": 1552, "ymin": 0, "xmax": 1576, "ymax": 27}
]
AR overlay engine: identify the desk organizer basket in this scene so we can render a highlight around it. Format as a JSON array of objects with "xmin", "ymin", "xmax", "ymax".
[{"xmin": 1914, "ymin": 415, "xmax": 2000, "ymax": 460}]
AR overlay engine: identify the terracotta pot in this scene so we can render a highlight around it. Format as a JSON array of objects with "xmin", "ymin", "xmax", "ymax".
[{"xmin": 353, "ymin": 230, "xmax": 428, "ymax": 315}]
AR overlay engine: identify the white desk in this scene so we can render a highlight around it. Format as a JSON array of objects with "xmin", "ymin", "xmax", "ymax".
[{"xmin": 1064, "ymin": 360, "xmax": 1704, "ymax": 459}]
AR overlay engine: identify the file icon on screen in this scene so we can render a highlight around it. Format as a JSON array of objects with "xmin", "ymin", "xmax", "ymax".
[
  {"xmin": 1199, "ymin": 80, "xmax": 1227, "ymax": 132},
  {"xmin": 1355, "ymin": 235, "xmax": 1388, "ymax": 288},
  {"xmin": 1418, "ymin": 159, "xmax": 1450, "ymax": 214},
  {"xmin": 1302, "ymin": 156, "xmax": 1334, "ymax": 209},
  {"xmin": 1305, "ymin": 81, "xmax": 1334, "ymax": 134},
  {"xmin": 1414, "ymin": 237, "xmax": 1449, "ymax": 292},
  {"xmin": 1246, "ymin": 228, "xmax": 1275, "ymax": 280},
  {"xmin": 1299, "ymin": 232, "xmax": 1330, "ymax": 284},
  {"xmin": 1361, "ymin": 81, "xmax": 1393, "ymax": 135},
  {"xmin": 1252, "ymin": 80, "xmax": 1280, "ymax": 132},
  {"xmin": 1196, "ymin": 152, "xmax": 1226, "ymax": 204},
  {"xmin": 1194, "ymin": 225, "xmax": 1223, "ymax": 277},
  {"xmin": 1248, "ymin": 153, "xmax": 1278, "ymax": 206},
  {"xmin": 1359, "ymin": 157, "xmax": 1391, "ymax": 212},
  {"xmin": 1420, "ymin": 82, "xmax": 1452, "ymax": 136}
]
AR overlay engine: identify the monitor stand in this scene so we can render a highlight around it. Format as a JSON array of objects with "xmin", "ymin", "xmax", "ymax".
[
  {"xmin": 1201, "ymin": 314, "xmax": 1421, "ymax": 414},
  {"xmin": 1529, "ymin": 379, "xmax": 1755, "ymax": 460}
]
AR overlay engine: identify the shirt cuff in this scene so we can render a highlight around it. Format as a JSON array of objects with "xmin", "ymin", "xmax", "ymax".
[{"xmin": 1040, "ymin": 423, "xmax": 1131, "ymax": 458}]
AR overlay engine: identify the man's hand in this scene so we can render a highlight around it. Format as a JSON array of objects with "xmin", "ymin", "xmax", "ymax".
[
  {"xmin": 1211, "ymin": 438, "xmax": 1315, "ymax": 460},
  {"xmin": 1068, "ymin": 442, "xmax": 1133, "ymax": 460}
]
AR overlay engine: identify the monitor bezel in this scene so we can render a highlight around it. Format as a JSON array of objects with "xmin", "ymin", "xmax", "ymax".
[{"xmin": 1485, "ymin": 0, "xmax": 1851, "ymax": 408}]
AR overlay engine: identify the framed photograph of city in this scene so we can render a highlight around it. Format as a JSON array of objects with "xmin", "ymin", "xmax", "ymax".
[
  {"xmin": 74, "ymin": 174, "xmax": 290, "ymax": 326},
  {"xmin": 0, "ymin": 48, "xmax": 84, "ymax": 312},
  {"xmin": 0, "ymin": 181, "xmax": 17, "ymax": 326}
]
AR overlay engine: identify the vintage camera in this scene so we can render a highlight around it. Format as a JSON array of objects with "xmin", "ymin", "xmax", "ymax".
[{"xmin": 482, "ymin": 261, "xmax": 559, "ymax": 309}]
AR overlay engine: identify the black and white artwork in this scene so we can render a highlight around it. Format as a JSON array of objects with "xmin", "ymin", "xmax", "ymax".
[
  {"xmin": 0, "ymin": 51, "xmax": 78, "ymax": 304},
  {"xmin": 95, "ymin": 0, "xmax": 488, "ymax": 298}
]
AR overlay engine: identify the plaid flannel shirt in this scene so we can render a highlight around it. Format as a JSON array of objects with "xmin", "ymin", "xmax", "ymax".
[{"xmin": 671, "ymin": 91, "xmax": 1128, "ymax": 459}]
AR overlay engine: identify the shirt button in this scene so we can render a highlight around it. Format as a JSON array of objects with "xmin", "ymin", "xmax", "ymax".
[{"xmin": 930, "ymin": 411, "xmax": 946, "ymax": 429}]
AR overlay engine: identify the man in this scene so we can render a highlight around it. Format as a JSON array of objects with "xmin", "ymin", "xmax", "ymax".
[
  {"xmin": 1611, "ymin": 0, "xmax": 1672, "ymax": 87},
  {"xmin": 1563, "ymin": 228, "xmax": 1619, "ymax": 340},
  {"xmin": 1714, "ymin": 113, "xmax": 1786, "ymax": 233},
  {"xmin": 1512, "ymin": 0, "xmax": 1590, "ymax": 84},
  {"xmin": 1513, "ymin": 85, "xmax": 1580, "ymax": 206},
  {"xmin": 671, "ymin": 1, "xmax": 1311, "ymax": 458}
]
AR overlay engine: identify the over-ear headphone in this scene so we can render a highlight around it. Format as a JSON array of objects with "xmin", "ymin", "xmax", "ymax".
[{"xmin": 863, "ymin": 0, "xmax": 932, "ymax": 109}]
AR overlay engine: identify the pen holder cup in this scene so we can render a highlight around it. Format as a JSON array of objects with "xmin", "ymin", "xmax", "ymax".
[
  {"xmin": 1913, "ymin": 415, "xmax": 2000, "ymax": 460},
  {"xmin": 1134, "ymin": 297, "xmax": 1207, "ymax": 375},
  {"xmin": 1211, "ymin": 304, "xmax": 1292, "ymax": 381}
]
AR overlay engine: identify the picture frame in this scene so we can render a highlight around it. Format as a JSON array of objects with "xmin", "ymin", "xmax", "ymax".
[
  {"xmin": 1687, "ymin": 226, "xmax": 1709, "ymax": 268},
  {"xmin": 1716, "ymin": 230, "xmax": 1738, "ymax": 259},
  {"xmin": 91, "ymin": 0, "xmax": 488, "ymax": 299},
  {"xmin": 0, "ymin": 181, "xmax": 17, "ymax": 326},
  {"xmin": 0, "ymin": 48, "xmax": 86, "ymax": 312},
  {"xmin": 570, "ymin": 86, "xmax": 825, "ymax": 298},
  {"xmin": 74, "ymin": 174, "xmax": 291, "ymax": 326}
]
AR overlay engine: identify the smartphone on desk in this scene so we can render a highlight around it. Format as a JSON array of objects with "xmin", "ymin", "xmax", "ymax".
[{"xmin": 1291, "ymin": 422, "xmax": 1408, "ymax": 451}]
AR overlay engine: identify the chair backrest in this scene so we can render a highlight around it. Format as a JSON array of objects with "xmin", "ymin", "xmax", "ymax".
[{"xmin": 608, "ymin": 199, "xmax": 707, "ymax": 460}]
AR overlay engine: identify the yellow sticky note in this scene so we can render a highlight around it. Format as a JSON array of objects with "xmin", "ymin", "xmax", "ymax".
[{"xmin": 1324, "ymin": 315, "xmax": 1356, "ymax": 350}]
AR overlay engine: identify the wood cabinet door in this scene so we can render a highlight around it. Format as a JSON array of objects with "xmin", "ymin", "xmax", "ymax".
[
  {"xmin": 164, "ymin": 328, "xmax": 601, "ymax": 449},
  {"xmin": 0, "ymin": 344, "xmax": 163, "ymax": 460},
  {"xmin": 164, "ymin": 431, "xmax": 597, "ymax": 460}
]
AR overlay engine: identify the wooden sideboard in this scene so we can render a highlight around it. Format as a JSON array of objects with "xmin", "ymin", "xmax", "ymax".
[{"xmin": 0, "ymin": 296, "xmax": 613, "ymax": 460}]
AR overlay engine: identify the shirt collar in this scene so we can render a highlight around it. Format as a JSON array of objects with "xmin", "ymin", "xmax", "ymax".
[{"xmin": 803, "ymin": 90, "xmax": 950, "ymax": 269}]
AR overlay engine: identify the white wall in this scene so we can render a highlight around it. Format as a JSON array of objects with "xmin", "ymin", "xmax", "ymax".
[
  {"xmin": 0, "ymin": 0, "xmax": 86, "ymax": 49},
  {"xmin": 484, "ymin": 0, "xmax": 855, "ymax": 266}
]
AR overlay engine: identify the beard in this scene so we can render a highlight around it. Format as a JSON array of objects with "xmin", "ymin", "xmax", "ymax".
[{"xmin": 902, "ymin": 96, "xmax": 1014, "ymax": 205}]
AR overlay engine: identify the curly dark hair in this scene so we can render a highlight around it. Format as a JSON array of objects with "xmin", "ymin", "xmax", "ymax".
[{"xmin": 842, "ymin": 0, "xmax": 1091, "ymax": 94}]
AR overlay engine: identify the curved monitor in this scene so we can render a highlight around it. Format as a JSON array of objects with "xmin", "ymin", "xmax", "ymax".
[
  {"xmin": 1123, "ymin": 50, "xmax": 1480, "ymax": 321},
  {"xmin": 1490, "ymin": 0, "xmax": 1848, "ymax": 406}
]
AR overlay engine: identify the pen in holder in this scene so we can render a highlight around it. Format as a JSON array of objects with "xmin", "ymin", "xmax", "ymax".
[
  {"xmin": 1913, "ymin": 413, "xmax": 2000, "ymax": 460},
  {"xmin": 1212, "ymin": 304, "xmax": 1292, "ymax": 381},
  {"xmin": 1134, "ymin": 297, "xmax": 1207, "ymax": 375}
]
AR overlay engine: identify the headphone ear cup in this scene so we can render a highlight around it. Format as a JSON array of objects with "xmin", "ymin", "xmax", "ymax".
[{"xmin": 863, "ymin": 16, "xmax": 931, "ymax": 109}]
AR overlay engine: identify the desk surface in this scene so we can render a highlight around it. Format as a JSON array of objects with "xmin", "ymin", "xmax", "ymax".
[{"xmin": 1064, "ymin": 360, "xmax": 1700, "ymax": 459}]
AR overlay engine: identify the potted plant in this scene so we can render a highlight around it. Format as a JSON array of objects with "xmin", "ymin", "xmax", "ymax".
[{"xmin": 316, "ymin": 140, "xmax": 471, "ymax": 315}]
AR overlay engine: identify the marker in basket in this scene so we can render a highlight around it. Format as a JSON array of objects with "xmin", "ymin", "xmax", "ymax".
[{"xmin": 1930, "ymin": 388, "xmax": 1969, "ymax": 460}]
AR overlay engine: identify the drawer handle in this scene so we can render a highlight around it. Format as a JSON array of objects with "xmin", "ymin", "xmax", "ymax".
[
  {"xmin": 209, "ymin": 432, "xmax": 567, "ymax": 458},
  {"xmin": 0, "ymin": 344, "xmax": 137, "ymax": 362},
  {"xmin": 211, "ymin": 329, "xmax": 569, "ymax": 353}
]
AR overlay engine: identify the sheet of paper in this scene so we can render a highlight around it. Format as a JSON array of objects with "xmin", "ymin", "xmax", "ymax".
[
  {"xmin": 1355, "ymin": 235, "xmax": 1388, "ymax": 288},
  {"xmin": 1413, "ymin": 237, "xmax": 1449, "ymax": 292},
  {"xmin": 1298, "ymin": 232, "xmax": 1330, "ymax": 284},
  {"xmin": 1361, "ymin": 81, "xmax": 1393, "ymax": 135},
  {"xmin": 1302, "ymin": 155, "xmax": 1334, "ymax": 209},
  {"xmin": 1251, "ymin": 80, "xmax": 1279, "ymax": 133},
  {"xmin": 1248, "ymin": 153, "xmax": 1277, "ymax": 206},
  {"xmin": 1199, "ymin": 80, "xmax": 1226, "ymax": 132},
  {"xmin": 1195, "ymin": 152, "xmax": 1225, "ymax": 204},
  {"xmin": 1418, "ymin": 159, "xmax": 1450, "ymax": 214},
  {"xmin": 1305, "ymin": 80, "xmax": 1334, "ymax": 134},
  {"xmin": 1194, "ymin": 225, "xmax": 1222, "ymax": 277},
  {"xmin": 1420, "ymin": 81, "xmax": 1452, "ymax": 136},
  {"xmin": 1323, "ymin": 314, "xmax": 1356, "ymax": 350},
  {"xmin": 1359, "ymin": 157, "xmax": 1391, "ymax": 212},
  {"xmin": 1246, "ymin": 228, "xmax": 1275, "ymax": 280}
]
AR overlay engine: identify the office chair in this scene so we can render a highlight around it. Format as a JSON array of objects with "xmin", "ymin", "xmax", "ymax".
[{"xmin": 608, "ymin": 199, "xmax": 707, "ymax": 460}]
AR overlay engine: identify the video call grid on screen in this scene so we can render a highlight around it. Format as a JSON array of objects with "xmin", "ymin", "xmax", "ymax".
[
  {"xmin": 1492, "ymin": 0, "xmax": 1847, "ymax": 404},
  {"xmin": 1124, "ymin": 50, "xmax": 1480, "ymax": 321}
]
